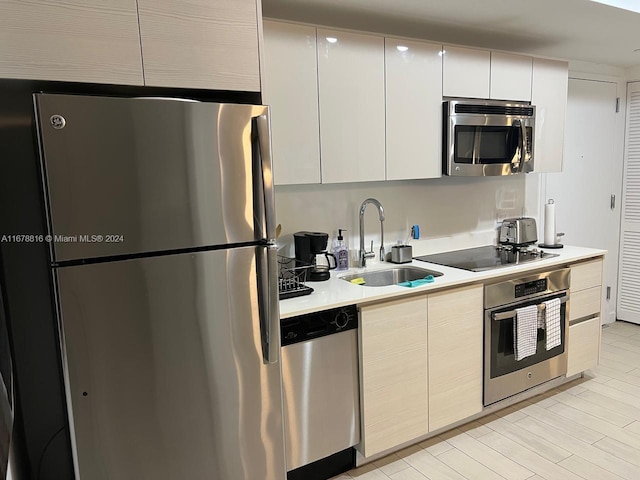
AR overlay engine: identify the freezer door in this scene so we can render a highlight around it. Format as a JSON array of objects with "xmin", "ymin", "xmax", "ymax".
[
  {"xmin": 55, "ymin": 246, "xmax": 285, "ymax": 480},
  {"xmin": 35, "ymin": 94, "xmax": 275, "ymax": 262}
]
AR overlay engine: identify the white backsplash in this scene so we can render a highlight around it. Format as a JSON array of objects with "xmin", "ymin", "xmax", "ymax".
[{"xmin": 275, "ymin": 175, "xmax": 541, "ymax": 261}]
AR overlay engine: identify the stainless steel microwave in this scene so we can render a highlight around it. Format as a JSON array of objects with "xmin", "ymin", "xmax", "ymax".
[{"xmin": 444, "ymin": 99, "xmax": 535, "ymax": 176}]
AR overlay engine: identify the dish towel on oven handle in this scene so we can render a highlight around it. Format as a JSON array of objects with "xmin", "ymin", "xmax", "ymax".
[
  {"xmin": 544, "ymin": 298, "xmax": 562, "ymax": 350},
  {"xmin": 514, "ymin": 305, "xmax": 538, "ymax": 361}
]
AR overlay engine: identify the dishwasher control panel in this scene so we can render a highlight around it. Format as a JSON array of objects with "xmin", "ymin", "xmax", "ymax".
[{"xmin": 280, "ymin": 305, "xmax": 358, "ymax": 347}]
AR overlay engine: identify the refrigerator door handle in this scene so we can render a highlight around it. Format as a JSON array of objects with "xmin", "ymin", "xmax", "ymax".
[
  {"xmin": 254, "ymin": 113, "xmax": 277, "ymax": 242},
  {"xmin": 257, "ymin": 245, "xmax": 280, "ymax": 364}
]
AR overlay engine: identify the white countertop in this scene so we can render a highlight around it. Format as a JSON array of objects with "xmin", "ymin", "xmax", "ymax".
[{"xmin": 279, "ymin": 245, "xmax": 606, "ymax": 318}]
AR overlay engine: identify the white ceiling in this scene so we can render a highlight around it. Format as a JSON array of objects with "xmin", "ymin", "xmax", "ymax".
[{"xmin": 262, "ymin": 0, "xmax": 640, "ymax": 68}]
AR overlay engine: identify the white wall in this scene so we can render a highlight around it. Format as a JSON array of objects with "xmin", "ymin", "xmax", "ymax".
[
  {"xmin": 275, "ymin": 175, "xmax": 537, "ymax": 260},
  {"xmin": 626, "ymin": 65, "xmax": 640, "ymax": 81}
]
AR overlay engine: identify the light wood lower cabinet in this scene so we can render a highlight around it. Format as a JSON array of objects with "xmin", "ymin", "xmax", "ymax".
[
  {"xmin": 567, "ymin": 258, "xmax": 603, "ymax": 377},
  {"xmin": 567, "ymin": 317, "xmax": 601, "ymax": 377},
  {"xmin": 359, "ymin": 295, "xmax": 428, "ymax": 458},
  {"xmin": 357, "ymin": 259, "xmax": 602, "ymax": 458},
  {"xmin": 359, "ymin": 284, "xmax": 483, "ymax": 457},
  {"xmin": 427, "ymin": 284, "xmax": 483, "ymax": 431}
]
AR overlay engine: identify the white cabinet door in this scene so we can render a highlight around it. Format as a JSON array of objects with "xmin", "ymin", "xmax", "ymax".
[
  {"xmin": 490, "ymin": 52, "xmax": 532, "ymax": 101},
  {"xmin": 442, "ymin": 45, "xmax": 490, "ymax": 99},
  {"xmin": 428, "ymin": 284, "xmax": 483, "ymax": 432},
  {"xmin": 385, "ymin": 38, "xmax": 442, "ymax": 180},
  {"xmin": 137, "ymin": 0, "xmax": 260, "ymax": 91},
  {"xmin": 263, "ymin": 21, "xmax": 321, "ymax": 185},
  {"xmin": 359, "ymin": 296, "xmax": 428, "ymax": 458},
  {"xmin": 531, "ymin": 58, "xmax": 568, "ymax": 173},
  {"xmin": 0, "ymin": 0, "xmax": 143, "ymax": 85},
  {"xmin": 317, "ymin": 29, "xmax": 385, "ymax": 183}
]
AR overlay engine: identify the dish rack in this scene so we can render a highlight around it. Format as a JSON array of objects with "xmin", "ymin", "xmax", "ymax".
[{"xmin": 278, "ymin": 256, "xmax": 314, "ymax": 300}]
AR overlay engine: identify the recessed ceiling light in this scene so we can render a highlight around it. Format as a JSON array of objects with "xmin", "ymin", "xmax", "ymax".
[
  {"xmin": 326, "ymin": 37, "xmax": 338, "ymax": 44},
  {"xmin": 396, "ymin": 45, "xmax": 409, "ymax": 52}
]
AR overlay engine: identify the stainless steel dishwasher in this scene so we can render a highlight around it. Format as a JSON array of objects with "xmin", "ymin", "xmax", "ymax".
[{"xmin": 280, "ymin": 305, "xmax": 360, "ymax": 476}]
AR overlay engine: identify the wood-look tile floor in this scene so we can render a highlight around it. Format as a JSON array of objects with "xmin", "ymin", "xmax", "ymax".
[{"xmin": 332, "ymin": 320, "xmax": 640, "ymax": 480}]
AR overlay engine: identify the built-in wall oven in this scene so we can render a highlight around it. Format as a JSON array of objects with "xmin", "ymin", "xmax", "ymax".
[
  {"xmin": 484, "ymin": 269, "xmax": 570, "ymax": 406},
  {"xmin": 444, "ymin": 99, "xmax": 535, "ymax": 176}
]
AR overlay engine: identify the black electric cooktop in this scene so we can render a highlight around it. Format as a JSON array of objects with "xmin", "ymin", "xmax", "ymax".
[{"xmin": 414, "ymin": 245, "xmax": 559, "ymax": 272}]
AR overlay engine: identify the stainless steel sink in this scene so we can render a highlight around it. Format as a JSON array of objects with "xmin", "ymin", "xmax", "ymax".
[{"xmin": 340, "ymin": 266, "xmax": 443, "ymax": 287}]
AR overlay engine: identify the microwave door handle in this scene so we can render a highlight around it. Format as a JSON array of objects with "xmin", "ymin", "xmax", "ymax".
[
  {"xmin": 510, "ymin": 119, "xmax": 523, "ymax": 173},
  {"xmin": 518, "ymin": 120, "xmax": 527, "ymax": 173}
]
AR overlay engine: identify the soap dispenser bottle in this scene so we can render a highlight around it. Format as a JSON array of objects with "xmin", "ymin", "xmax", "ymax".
[{"xmin": 333, "ymin": 229, "xmax": 349, "ymax": 271}]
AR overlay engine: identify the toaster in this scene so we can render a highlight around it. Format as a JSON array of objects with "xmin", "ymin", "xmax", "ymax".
[{"xmin": 499, "ymin": 217, "xmax": 538, "ymax": 246}]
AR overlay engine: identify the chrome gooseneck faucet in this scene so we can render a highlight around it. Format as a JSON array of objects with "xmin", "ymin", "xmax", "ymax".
[{"xmin": 358, "ymin": 198, "xmax": 385, "ymax": 267}]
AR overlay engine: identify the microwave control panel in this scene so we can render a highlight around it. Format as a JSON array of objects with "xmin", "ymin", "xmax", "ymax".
[{"xmin": 515, "ymin": 278, "xmax": 547, "ymax": 298}]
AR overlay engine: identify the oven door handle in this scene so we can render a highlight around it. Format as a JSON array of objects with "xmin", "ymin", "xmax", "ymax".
[{"xmin": 492, "ymin": 294, "xmax": 569, "ymax": 321}]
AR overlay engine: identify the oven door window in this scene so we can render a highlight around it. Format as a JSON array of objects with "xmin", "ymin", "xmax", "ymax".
[
  {"xmin": 454, "ymin": 125, "xmax": 521, "ymax": 165},
  {"xmin": 489, "ymin": 293, "xmax": 567, "ymax": 379}
]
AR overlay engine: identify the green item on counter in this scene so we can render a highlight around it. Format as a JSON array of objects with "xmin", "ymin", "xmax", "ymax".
[
  {"xmin": 350, "ymin": 277, "xmax": 366, "ymax": 285},
  {"xmin": 398, "ymin": 275, "xmax": 435, "ymax": 288}
]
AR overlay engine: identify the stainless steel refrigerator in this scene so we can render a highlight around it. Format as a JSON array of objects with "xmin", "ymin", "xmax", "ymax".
[{"xmin": 34, "ymin": 94, "xmax": 285, "ymax": 480}]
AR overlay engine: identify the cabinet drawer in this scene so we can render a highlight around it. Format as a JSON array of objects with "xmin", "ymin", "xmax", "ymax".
[
  {"xmin": 570, "ymin": 286, "xmax": 602, "ymax": 322},
  {"xmin": 571, "ymin": 259, "xmax": 603, "ymax": 291},
  {"xmin": 566, "ymin": 316, "xmax": 600, "ymax": 377}
]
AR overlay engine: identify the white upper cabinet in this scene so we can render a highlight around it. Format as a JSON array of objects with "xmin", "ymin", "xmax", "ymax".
[
  {"xmin": 531, "ymin": 58, "xmax": 569, "ymax": 173},
  {"xmin": 263, "ymin": 21, "xmax": 321, "ymax": 185},
  {"xmin": 442, "ymin": 45, "xmax": 490, "ymax": 99},
  {"xmin": 490, "ymin": 52, "xmax": 533, "ymax": 102},
  {"xmin": 317, "ymin": 29, "xmax": 386, "ymax": 183},
  {"xmin": 137, "ymin": 0, "xmax": 261, "ymax": 91},
  {"xmin": 0, "ymin": 0, "xmax": 143, "ymax": 85},
  {"xmin": 385, "ymin": 38, "xmax": 443, "ymax": 180}
]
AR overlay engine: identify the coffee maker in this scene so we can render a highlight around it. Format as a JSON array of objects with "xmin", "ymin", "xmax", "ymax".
[{"xmin": 293, "ymin": 231, "xmax": 336, "ymax": 282}]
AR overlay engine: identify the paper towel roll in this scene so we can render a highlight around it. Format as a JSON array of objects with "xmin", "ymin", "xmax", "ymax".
[{"xmin": 544, "ymin": 200, "xmax": 556, "ymax": 245}]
